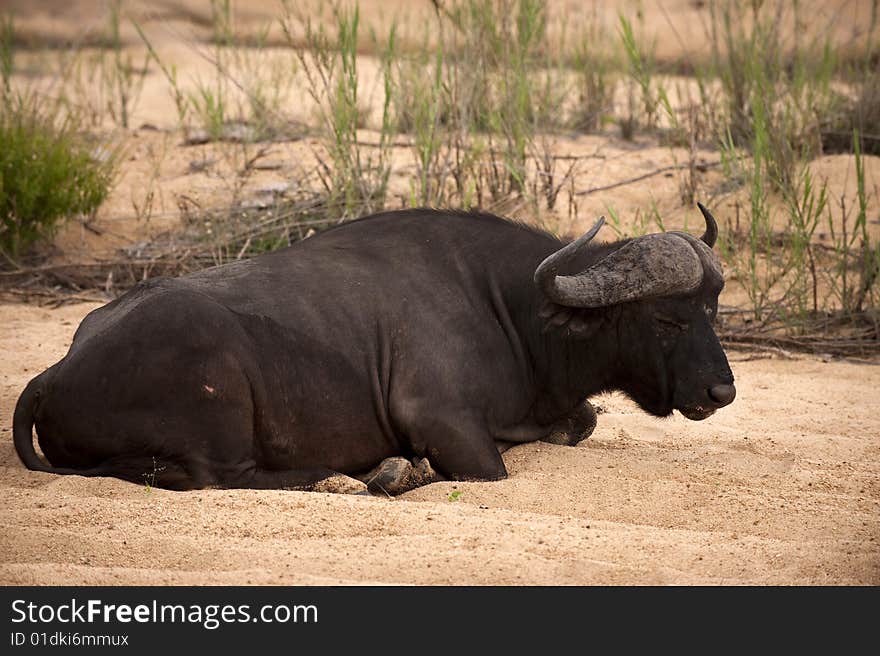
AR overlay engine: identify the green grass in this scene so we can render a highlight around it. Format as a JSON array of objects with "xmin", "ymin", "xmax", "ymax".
[
  {"xmin": 103, "ymin": 0, "xmax": 148, "ymax": 129},
  {"xmin": 1, "ymin": 15, "xmax": 13, "ymax": 96},
  {"xmin": 707, "ymin": 0, "xmax": 878, "ymax": 331},
  {"xmin": 824, "ymin": 131, "xmax": 879, "ymax": 315},
  {"xmin": 3, "ymin": 0, "xmax": 877, "ymax": 340},
  {"xmin": 284, "ymin": 2, "xmax": 396, "ymax": 218},
  {"xmin": 571, "ymin": 22, "xmax": 615, "ymax": 133},
  {"xmin": 400, "ymin": 44, "xmax": 447, "ymax": 206},
  {"xmin": 618, "ymin": 13, "xmax": 660, "ymax": 135},
  {"xmin": 708, "ymin": 0, "xmax": 837, "ymax": 191}
]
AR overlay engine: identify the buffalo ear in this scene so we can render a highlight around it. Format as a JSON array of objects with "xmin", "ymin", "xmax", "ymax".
[
  {"xmin": 539, "ymin": 301, "xmax": 602, "ymax": 339},
  {"xmin": 538, "ymin": 299, "xmax": 561, "ymax": 320},
  {"xmin": 540, "ymin": 303, "xmax": 573, "ymax": 334},
  {"xmin": 565, "ymin": 311, "xmax": 603, "ymax": 339}
]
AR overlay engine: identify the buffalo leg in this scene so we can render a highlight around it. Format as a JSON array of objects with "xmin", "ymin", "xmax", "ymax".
[
  {"xmin": 393, "ymin": 395, "xmax": 508, "ymax": 481},
  {"xmin": 421, "ymin": 420, "xmax": 508, "ymax": 482},
  {"xmin": 357, "ymin": 456, "xmax": 444, "ymax": 495},
  {"xmin": 239, "ymin": 468, "xmax": 369, "ymax": 494},
  {"xmin": 542, "ymin": 402, "xmax": 598, "ymax": 446}
]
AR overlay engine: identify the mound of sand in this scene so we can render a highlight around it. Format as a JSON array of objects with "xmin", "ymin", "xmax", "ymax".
[{"xmin": 1, "ymin": 301, "xmax": 877, "ymax": 585}]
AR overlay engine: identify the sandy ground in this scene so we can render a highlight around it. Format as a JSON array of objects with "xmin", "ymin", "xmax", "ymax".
[
  {"xmin": 8, "ymin": 0, "xmax": 875, "ymax": 64},
  {"xmin": 0, "ymin": 301, "xmax": 878, "ymax": 585}
]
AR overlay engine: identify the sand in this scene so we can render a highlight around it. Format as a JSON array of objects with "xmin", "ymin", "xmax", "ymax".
[{"xmin": 1, "ymin": 301, "xmax": 878, "ymax": 585}]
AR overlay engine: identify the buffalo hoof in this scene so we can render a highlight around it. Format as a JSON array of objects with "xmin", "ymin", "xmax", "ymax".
[
  {"xmin": 312, "ymin": 474, "xmax": 369, "ymax": 495},
  {"xmin": 360, "ymin": 457, "xmax": 413, "ymax": 495},
  {"xmin": 542, "ymin": 402, "xmax": 598, "ymax": 446},
  {"xmin": 411, "ymin": 456, "xmax": 441, "ymax": 483},
  {"xmin": 359, "ymin": 456, "xmax": 443, "ymax": 495}
]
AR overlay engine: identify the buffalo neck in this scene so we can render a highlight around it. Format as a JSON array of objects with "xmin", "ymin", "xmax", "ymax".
[
  {"xmin": 481, "ymin": 228, "xmax": 628, "ymax": 426},
  {"xmin": 503, "ymin": 245, "xmax": 624, "ymax": 426},
  {"xmin": 522, "ymin": 301, "xmax": 621, "ymax": 424}
]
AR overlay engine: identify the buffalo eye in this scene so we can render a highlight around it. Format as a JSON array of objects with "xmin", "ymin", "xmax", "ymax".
[{"xmin": 654, "ymin": 313, "xmax": 688, "ymax": 332}]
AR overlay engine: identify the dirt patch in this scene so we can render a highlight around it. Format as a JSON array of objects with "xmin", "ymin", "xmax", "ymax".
[{"xmin": 1, "ymin": 301, "xmax": 877, "ymax": 585}]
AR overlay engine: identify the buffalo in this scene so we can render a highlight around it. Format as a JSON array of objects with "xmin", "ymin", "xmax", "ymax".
[{"xmin": 14, "ymin": 204, "xmax": 735, "ymax": 494}]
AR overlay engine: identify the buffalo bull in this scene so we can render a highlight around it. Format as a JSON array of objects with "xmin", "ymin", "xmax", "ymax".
[{"xmin": 14, "ymin": 205, "xmax": 735, "ymax": 494}]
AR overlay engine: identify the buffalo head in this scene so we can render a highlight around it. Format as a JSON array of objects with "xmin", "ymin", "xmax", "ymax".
[{"xmin": 534, "ymin": 203, "xmax": 735, "ymax": 420}]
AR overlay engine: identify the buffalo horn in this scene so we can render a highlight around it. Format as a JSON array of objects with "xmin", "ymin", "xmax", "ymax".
[
  {"xmin": 697, "ymin": 201, "xmax": 718, "ymax": 247},
  {"xmin": 534, "ymin": 217, "xmax": 605, "ymax": 302},
  {"xmin": 535, "ymin": 205, "xmax": 722, "ymax": 308}
]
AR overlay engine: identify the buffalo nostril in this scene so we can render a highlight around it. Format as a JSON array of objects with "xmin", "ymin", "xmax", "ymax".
[{"xmin": 708, "ymin": 383, "xmax": 736, "ymax": 406}]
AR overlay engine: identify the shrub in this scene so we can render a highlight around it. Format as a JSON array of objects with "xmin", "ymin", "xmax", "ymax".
[{"xmin": 0, "ymin": 94, "xmax": 116, "ymax": 257}]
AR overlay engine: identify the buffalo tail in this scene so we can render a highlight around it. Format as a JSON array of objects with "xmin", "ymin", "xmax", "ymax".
[{"xmin": 13, "ymin": 371, "xmax": 54, "ymax": 472}]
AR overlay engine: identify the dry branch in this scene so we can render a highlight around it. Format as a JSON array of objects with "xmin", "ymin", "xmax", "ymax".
[{"xmin": 575, "ymin": 160, "xmax": 721, "ymax": 196}]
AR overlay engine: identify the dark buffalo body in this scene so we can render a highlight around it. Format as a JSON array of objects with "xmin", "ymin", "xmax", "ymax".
[{"xmin": 14, "ymin": 208, "xmax": 735, "ymax": 491}]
